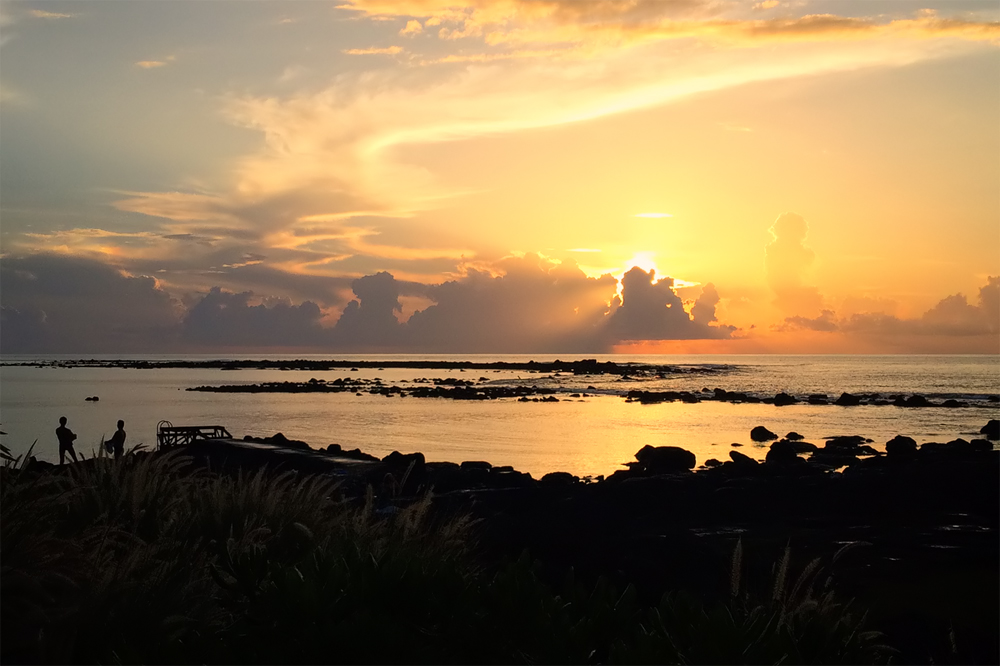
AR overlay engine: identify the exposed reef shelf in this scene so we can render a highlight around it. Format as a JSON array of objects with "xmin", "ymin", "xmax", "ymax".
[
  {"xmin": 186, "ymin": 379, "xmax": 997, "ymax": 408},
  {"xmin": 625, "ymin": 389, "xmax": 998, "ymax": 408},
  {"xmin": 1, "ymin": 357, "xmax": 722, "ymax": 376},
  {"xmin": 187, "ymin": 379, "xmax": 565, "ymax": 401}
]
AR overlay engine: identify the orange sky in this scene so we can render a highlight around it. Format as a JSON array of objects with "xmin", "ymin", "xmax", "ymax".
[{"xmin": 1, "ymin": 0, "xmax": 997, "ymax": 353}]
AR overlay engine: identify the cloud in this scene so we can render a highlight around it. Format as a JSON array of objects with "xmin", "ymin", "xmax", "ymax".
[
  {"xmin": 28, "ymin": 9, "xmax": 74, "ymax": 19},
  {"xmin": 182, "ymin": 288, "xmax": 329, "ymax": 348},
  {"xmin": 776, "ymin": 309, "xmax": 838, "ymax": 332},
  {"xmin": 400, "ymin": 19, "xmax": 423, "ymax": 36},
  {"xmin": 331, "ymin": 271, "xmax": 405, "ymax": 347},
  {"xmin": 135, "ymin": 56, "xmax": 175, "ymax": 69},
  {"xmin": 606, "ymin": 268, "xmax": 734, "ymax": 342},
  {"xmin": 342, "ymin": 46, "xmax": 403, "ymax": 55},
  {"xmin": 336, "ymin": 1, "xmax": 1000, "ymax": 51},
  {"xmin": 0, "ymin": 254, "xmax": 181, "ymax": 353},
  {"xmin": 777, "ymin": 277, "xmax": 999, "ymax": 349},
  {"xmin": 764, "ymin": 212, "xmax": 823, "ymax": 314}
]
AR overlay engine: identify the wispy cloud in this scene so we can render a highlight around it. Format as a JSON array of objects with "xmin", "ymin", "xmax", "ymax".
[
  {"xmin": 135, "ymin": 55, "xmax": 176, "ymax": 69},
  {"xmin": 29, "ymin": 9, "xmax": 75, "ymax": 19},
  {"xmin": 342, "ymin": 45, "xmax": 403, "ymax": 55}
]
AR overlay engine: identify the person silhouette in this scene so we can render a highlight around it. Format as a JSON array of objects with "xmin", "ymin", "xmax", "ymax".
[
  {"xmin": 106, "ymin": 419, "xmax": 127, "ymax": 460},
  {"xmin": 56, "ymin": 416, "xmax": 78, "ymax": 465}
]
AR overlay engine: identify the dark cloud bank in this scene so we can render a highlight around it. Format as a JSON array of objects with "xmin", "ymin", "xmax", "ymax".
[
  {"xmin": 0, "ymin": 253, "xmax": 732, "ymax": 353},
  {"xmin": 3, "ymin": 253, "xmax": 996, "ymax": 354}
]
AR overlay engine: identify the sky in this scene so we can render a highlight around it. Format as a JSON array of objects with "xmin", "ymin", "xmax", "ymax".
[{"xmin": 1, "ymin": 0, "xmax": 998, "ymax": 354}]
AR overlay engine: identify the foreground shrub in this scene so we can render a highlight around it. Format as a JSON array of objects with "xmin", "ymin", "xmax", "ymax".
[{"xmin": 1, "ymin": 446, "xmax": 890, "ymax": 664}]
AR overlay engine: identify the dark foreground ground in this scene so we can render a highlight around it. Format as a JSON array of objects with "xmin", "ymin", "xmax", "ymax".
[{"xmin": 5, "ymin": 426, "xmax": 998, "ymax": 665}]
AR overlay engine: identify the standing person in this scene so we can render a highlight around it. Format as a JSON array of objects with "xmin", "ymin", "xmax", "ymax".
[
  {"xmin": 106, "ymin": 419, "xmax": 127, "ymax": 460},
  {"xmin": 56, "ymin": 416, "xmax": 78, "ymax": 465}
]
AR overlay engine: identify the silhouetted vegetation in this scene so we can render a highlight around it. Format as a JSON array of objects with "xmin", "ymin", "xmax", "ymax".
[{"xmin": 0, "ymin": 444, "xmax": 897, "ymax": 665}]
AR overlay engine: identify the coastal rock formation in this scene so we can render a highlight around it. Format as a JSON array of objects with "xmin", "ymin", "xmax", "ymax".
[{"xmin": 982, "ymin": 419, "xmax": 1000, "ymax": 440}]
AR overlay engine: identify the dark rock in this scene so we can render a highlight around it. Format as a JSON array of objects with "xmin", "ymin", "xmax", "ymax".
[
  {"xmin": 378, "ymin": 451, "xmax": 427, "ymax": 492},
  {"xmin": 941, "ymin": 399, "xmax": 967, "ymax": 408},
  {"xmin": 85, "ymin": 396, "xmax": 100, "ymax": 401},
  {"xmin": 904, "ymin": 394, "xmax": 932, "ymax": 407},
  {"xmin": 326, "ymin": 443, "xmax": 342, "ymax": 453},
  {"xmin": 835, "ymin": 392, "xmax": 862, "ymax": 406},
  {"xmin": 773, "ymin": 392, "xmax": 798, "ymax": 406},
  {"xmin": 765, "ymin": 440, "xmax": 800, "ymax": 463},
  {"xmin": 885, "ymin": 435, "xmax": 917, "ymax": 457},
  {"xmin": 729, "ymin": 450, "xmax": 759, "ymax": 467},
  {"xmin": 540, "ymin": 471, "xmax": 578, "ymax": 487},
  {"xmin": 807, "ymin": 394, "xmax": 828, "ymax": 405},
  {"xmin": 634, "ymin": 445, "xmax": 696, "ymax": 473},
  {"xmin": 780, "ymin": 439, "xmax": 818, "ymax": 453},
  {"xmin": 981, "ymin": 419, "xmax": 999, "ymax": 440},
  {"xmin": 750, "ymin": 426, "xmax": 778, "ymax": 442},
  {"xmin": 460, "ymin": 460, "xmax": 493, "ymax": 471},
  {"xmin": 703, "ymin": 458, "xmax": 722, "ymax": 468},
  {"xmin": 824, "ymin": 435, "xmax": 866, "ymax": 451},
  {"xmin": 785, "ymin": 431, "xmax": 804, "ymax": 441},
  {"xmin": 730, "ymin": 442, "xmax": 743, "ymax": 447}
]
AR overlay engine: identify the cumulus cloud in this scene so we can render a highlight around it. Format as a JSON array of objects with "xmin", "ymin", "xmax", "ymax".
[
  {"xmin": 331, "ymin": 272, "xmax": 405, "ymax": 348},
  {"xmin": 0, "ymin": 254, "xmax": 181, "ymax": 353},
  {"xmin": 606, "ymin": 269, "xmax": 734, "ymax": 342},
  {"xmin": 182, "ymin": 288, "xmax": 328, "ymax": 348},
  {"xmin": 777, "ymin": 277, "xmax": 999, "ymax": 350},
  {"xmin": 764, "ymin": 212, "xmax": 823, "ymax": 314},
  {"xmin": 400, "ymin": 20, "xmax": 423, "ymax": 36}
]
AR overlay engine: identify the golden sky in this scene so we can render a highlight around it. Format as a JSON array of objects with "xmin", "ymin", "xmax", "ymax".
[{"xmin": 1, "ymin": 0, "xmax": 998, "ymax": 353}]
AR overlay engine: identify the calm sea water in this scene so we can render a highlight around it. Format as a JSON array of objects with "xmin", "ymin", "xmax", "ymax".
[{"xmin": 1, "ymin": 354, "xmax": 997, "ymax": 477}]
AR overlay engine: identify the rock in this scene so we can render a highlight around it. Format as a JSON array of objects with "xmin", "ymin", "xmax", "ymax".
[
  {"xmin": 266, "ymin": 432, "xmax": 310, "ymax": 450},
  {"xmin": 824, "ymin": 435, "xmax": 867, "ymax": 451},
  {"xmin": 540, "ymin": 471, "xmax": 578, "ymax": 487},
  {"xmin": 835, "ymin": 392, "xmax": 862, "ymax": 406},
  {"xmin": 729, "ymin": 450, "xmax": 759, "ymax": 467},
  {"xmin": 785, "ymin": 431, "xmax": 804, "ymax": 441},
  {"xmin": 894, "ymin": 394, "xmax": 933, "ymax": 407},
  {"xmin": 773, "ymin": 392, "xmax": 798, "ymax": 406},
  {"xmin": 969, "ymin": 439, "xmax": 993, "ymax": 451},
  {"xmin": 765, "ymin": 440, "xmax": 800, "ymax": 463},
  {"xmin": 85, "ymin": 396, "xmax": 100, "ymax": 401},
  {"xmin": 807, "ymin": 394, "xmax": 828, "ymax": 405},
  {"xmin": 634, "ymin": 445, "xmax": 696, "ymax": 473},
  {"xmin": 981, "ymin": 419, "xmax": 999, "ymax": 440},
  {"xmin": 782, "ymin": 439, "xmax": 818, "ymax": 453},
  {"xmin": 885, "ymin": 435, "xmax": 917, "ymax": 457},
  {"xmin": 941, "ymin": 399, "xmax": 967, "ymax": 408},
  {"xmin": 730, "ymin": 442, "xmax": 743, "ymax": 447},
  {"xmin": 750, "ymin": 426, "xmax": 778, "ymax": 442},
  {"xmin": 326, "ymin": 443, "xmax": 343, "ymax": 453},
  {"xmin": 460, "ymin": 460, "xmax": 493, "ymax": 471},
  {"xmin": 379, "ymin": 451, "xmax": 427, "ymax": 492},
  {"xmin": 703, "ymin": 458, "xmax": 722, "ymax": 468}
]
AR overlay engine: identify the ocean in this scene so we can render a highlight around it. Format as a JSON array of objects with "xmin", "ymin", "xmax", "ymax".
[{"xmin": 1, "ymin": 354, "xmax": 997, "ymax": 478}]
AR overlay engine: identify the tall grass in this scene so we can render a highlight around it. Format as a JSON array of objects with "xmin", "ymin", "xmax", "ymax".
[{"xmin": 1, "ymin": 446, "xmax": 891, "ymax": 664}]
